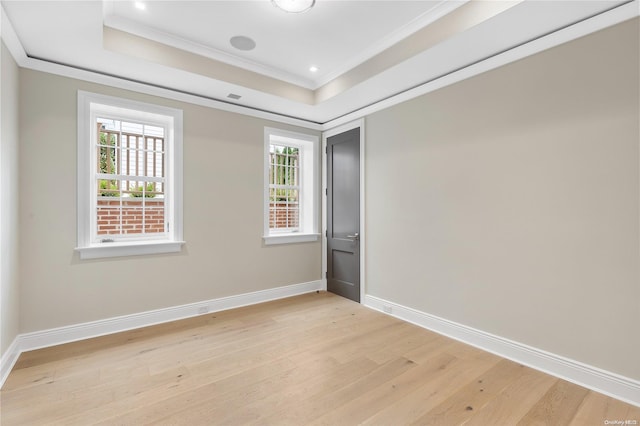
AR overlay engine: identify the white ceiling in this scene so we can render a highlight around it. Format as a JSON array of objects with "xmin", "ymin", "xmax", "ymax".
[
  {"xmin": 0, "ymin": 0, "xmax": 634, "ymax": 124},
  {"xmin": 106, "ymin": 0, "xmax": 449, "ymax": 89}
]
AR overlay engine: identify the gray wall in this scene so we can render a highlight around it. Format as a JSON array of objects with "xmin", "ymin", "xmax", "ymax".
[
  {"xmin": 1, "ymin": 41, "xmax": 20, "ymax": 356},
  {"xmin": 18, "ymin": 69, "xmax": 321, "ymax": 333},
  {"xmin": 365, "ymin": 19, "xmax": 639, "ymax": 380}
]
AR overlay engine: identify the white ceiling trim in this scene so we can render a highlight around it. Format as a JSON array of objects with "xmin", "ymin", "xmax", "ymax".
[
  {"xmin": 102, "ymin": 0, "xmax": 468, "ymax": 91},
  {"xmin": 322, "ymin": 0, "xmax": 640, "ymax": 131},
  {"xmin": 1, "ymin": 7, "xmax": 321, "ymax": 131},
  {"xmin": 2, "ymin": 4, "xmax": 321, "ymax": 130},
  {"xmin": 24, "ymin": 54, "xmax": 323, "ymax": 130},
  {"xmin": 2, "ymin": 1, "xmax": 637, "ymax": 132},
  {"xmin": 313, "ymin": 0, "xmax": 468, "ymax": 88},
  {"xmin": 102, "ymin": 13, "xmax": 317, "ymax": 90},
  {"xmin": 0, "ymin": 4, "xmax": 27, "ymax": 64}
]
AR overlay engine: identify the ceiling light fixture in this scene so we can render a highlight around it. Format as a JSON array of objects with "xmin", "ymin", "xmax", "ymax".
[
  {"xmin": 134, "ymin": 2, "xmax": 146, "ymax": 11},
  {"xmin": 272, "ymin": 0, "xmax": 315, "ymax": 13},
  {"xmin": 309, "ymin": 66, "xmax": 319, "ymax": 73}
]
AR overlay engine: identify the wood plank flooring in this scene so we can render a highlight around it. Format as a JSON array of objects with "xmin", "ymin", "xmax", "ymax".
[{"xmin": 1, "ymin": 292, "xmax": 638, "ymax": 425}]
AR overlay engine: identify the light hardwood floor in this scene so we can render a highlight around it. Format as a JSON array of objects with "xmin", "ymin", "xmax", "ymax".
[{"xmin": 1, "ymin": 292, "xmax": 638, "ymax": 425}]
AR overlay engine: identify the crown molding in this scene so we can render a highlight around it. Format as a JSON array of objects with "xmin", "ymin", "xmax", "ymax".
[
  {"xmin": 102, "ymin": 6, "xmax": 316, "ymax": 90},
  {"xmin": 313, "ymin": 0, "xmax": 468, "ymax": 88},
  {"xmin": 0, "ymin": 4, "xmax": 27, "ymax": 63},
  {"xmin": 322, "ymin": 0, "xmax": 640, "ymax": 131},
  {"xmin": 2, "ymin": 3, "xmax": 322, "ymax": 130},
  {"xmin": 3, "ymin": 0, "xmax": 637, "ymax": 128},
  {"xmin": 102, "ymin": 0, "xmax": 468, "ymax": 92}
]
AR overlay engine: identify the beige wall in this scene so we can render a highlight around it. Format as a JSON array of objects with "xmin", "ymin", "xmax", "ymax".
[
  {"xmin": 18, "ymin": 69, "xmax": 321, "ymax": 333},
  {"xmin": 7, "ymin": 12, "xmax": 639, "ymax": 386},
  {"xmin": 1, "ymin": 41, "xmax": 20, "ymax": 356},
  {"xmin": 365, "ymin": 19, "xmax": 639, "ymax": 380}
]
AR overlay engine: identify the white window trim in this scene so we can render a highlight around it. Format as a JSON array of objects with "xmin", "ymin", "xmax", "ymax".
[
  {"xmin": 263, "ymin": 127, "xmax": 320, "ymax": 245},
  {"xmin": 76, "ymin": 91, "xmax": 184, "ymax": 259}
]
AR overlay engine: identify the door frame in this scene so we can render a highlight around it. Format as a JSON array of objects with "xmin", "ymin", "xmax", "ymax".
[{"xmin": 322, "ymin": 118, "xmax": 365, "ymax": 303}]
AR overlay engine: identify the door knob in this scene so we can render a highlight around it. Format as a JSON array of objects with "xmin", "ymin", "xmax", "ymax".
[{"xmin": 347, "ymin": 233, "xmax": 360, "ymax": 241}]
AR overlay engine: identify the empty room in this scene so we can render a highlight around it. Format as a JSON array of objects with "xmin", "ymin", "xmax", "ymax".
[{"xmin": 1, "ymin": 0, "xmax": 639, "ymax": 424}]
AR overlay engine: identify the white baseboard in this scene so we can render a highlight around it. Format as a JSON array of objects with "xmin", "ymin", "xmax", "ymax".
[
  {"xmin": 0, "ymin": 338, "xmax": 21, "ymax": 389},
  {"xmin": 0, "ymin": 280, "xmax": 322, "ymax": 389},
  {"xmin": 364, "ymin": 294, "xmax": 640, "ymax": 408}
]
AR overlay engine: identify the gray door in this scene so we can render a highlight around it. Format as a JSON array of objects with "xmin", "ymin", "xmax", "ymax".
[{"xmin": 327, "ymin": 127, "xmax": 360, "ymax": 303}]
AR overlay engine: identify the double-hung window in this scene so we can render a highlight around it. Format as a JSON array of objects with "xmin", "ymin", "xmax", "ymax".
[
  {"xmin": 76, "ymin": 91, "xmax": 184, "ymax": 259},
  {"xmin": 263, "ymin": 127, "xmax": 319, "ymax": 245}
]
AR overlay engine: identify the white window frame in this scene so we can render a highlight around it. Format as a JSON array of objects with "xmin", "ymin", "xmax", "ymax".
[
  {"xmin": 76, "ymin": 91, "xmax": 184, "ymax": 259},
  {"xmin": 263, "ymin": 127, "xmax": 320, "ymax": 245}
]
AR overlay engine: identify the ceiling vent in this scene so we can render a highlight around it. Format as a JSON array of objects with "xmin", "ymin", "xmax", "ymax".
[{"xmin": 229, "ymin": 36, "xmax": 256, "ymax": 51}]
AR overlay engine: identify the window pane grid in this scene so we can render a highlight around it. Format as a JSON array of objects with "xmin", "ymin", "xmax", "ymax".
[
  {"xmin": 269, "ymin": 144, "xmax": 300, "ymax": 232},
  {"xmin": 96, "ymin": 118, "xmax": 166, "ymax": 239}
]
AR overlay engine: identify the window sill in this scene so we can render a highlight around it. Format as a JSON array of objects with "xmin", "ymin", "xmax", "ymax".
[
  {"xmin": 75, "ymin": 240, "xmax": 185, "ymax": 260},
  {"xmin": 263, "ymin": 233, "xmax": 320, "ymax": 245}
]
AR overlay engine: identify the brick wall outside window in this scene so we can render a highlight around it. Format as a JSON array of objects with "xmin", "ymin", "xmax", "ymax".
[
  {"xmin": 269, "ymin": 202, "xmax": 299, "ymax": 230},
  {"xmin": 96, "ymin": 198, "xmax": 164, "ymax": 235}
]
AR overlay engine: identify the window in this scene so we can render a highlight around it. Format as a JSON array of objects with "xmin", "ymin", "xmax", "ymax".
[
  {"xmin": 269, "ymin": 144, "xmax": 300, "ymax": 232},
  {"xmin": 76, "ymin": 91, "xmax": 184, "ymax": 259},
  {"xmin": 264, "ymin": 128, "xmax": 319, "ymax": 245}
]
